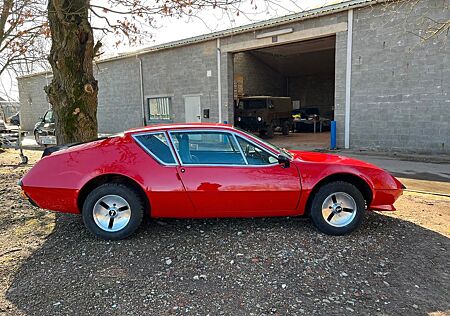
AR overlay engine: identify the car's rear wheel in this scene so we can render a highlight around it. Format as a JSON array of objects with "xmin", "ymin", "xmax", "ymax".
[
  {"xmin": 309, "ymin": 181, "xmax": 365, "ymax": 235},
  {"xmin": 82, "ymin": 183, "xmax": 144, "ymax": 240}
]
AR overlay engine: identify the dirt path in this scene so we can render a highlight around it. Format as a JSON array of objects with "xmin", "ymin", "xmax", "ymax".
[{"xmin": 0, "ymin": 149, "xmax": 449, "ymax": 315}]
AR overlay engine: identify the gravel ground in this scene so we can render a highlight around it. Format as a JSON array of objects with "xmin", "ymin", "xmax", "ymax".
[{"xmin": 0, "ymin": 148, "xmax": 449, "ymax": 316}]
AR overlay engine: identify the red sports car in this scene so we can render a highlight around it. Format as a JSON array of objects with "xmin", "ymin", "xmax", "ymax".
[{"xmin": 19, "ymin": 124, "xmax": 404, "ymax": 240}]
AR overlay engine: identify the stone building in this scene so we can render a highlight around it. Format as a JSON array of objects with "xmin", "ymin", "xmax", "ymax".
[{"xmin": 17, "ymin": 0, "xmax": 449, "ymax": 153}]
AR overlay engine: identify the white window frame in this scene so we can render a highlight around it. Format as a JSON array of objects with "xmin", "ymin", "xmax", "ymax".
[{"xmin": 147, "ymin": 96, "xmax": 172, "ymax": 121}]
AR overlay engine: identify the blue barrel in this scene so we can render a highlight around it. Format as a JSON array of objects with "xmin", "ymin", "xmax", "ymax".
[{"xmin": 330, "ymin": 120, "xmax": 337, "ymax": 150}]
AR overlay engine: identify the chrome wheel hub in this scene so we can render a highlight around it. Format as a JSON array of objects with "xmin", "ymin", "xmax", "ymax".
[
  {"xmin": 321, "ymin": 192, "xmax": 357, "ymax": 227},
  {"xmin": 93, "ymin": 195, "xmax": 131, "ymax": 232}
]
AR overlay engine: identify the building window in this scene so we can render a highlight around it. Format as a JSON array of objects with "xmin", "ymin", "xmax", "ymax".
[{"xmin": 148, "ymin": 97, "xmax": 171, "ymax": 121}]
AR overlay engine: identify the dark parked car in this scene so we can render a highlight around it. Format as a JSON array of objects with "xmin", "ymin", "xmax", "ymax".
[
  {"xmin": 0, "ymin": 119, "xmax": 7, "ymax": 133},
  {"xmin": 8, "ymin": 112, "xmax": 20, "ymax": 126},
  {"xmin": 235, "ymin": 96, "xmax": 293, "ymax": 137},
  {"xmin": 34, "ymin": 109, "xmax": 56, "ymax": 145}
]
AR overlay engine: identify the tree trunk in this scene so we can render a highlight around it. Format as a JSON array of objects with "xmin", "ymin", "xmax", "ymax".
[{"xmin": 45, "ymin": 0, "xmax": 98, "ymax": 145}]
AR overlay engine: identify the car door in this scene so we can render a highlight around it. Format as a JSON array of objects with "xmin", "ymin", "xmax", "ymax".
[
  {"xmin": 132, "ymin": 131, "xmax": 196, "ymax": 218},
  {"xmin": 168, "ymin": 130, "xmax": 301, "ymax": 217}
]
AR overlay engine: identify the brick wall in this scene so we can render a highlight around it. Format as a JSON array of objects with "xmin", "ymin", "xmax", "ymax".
[
  {"xmin": 233, "ymin": 52, "xmax": 287, "ymax": 97},
  {"xmin": 289, "ymin": 74, "xmax": 335, "ymax": 117},
  {"xmin": 348, "ymin": 0, "xmax": 450, "ymax": 153},
  {"xmin": 18, "ymin": 74, "xmax": 51, "ymax": 131},
  {"xmin": 16, "ymin": 0, "xmax": 449, "ymax": 153}
]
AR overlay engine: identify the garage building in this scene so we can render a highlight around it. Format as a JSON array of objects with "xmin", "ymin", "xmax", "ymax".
[{"xmin": 18, "ymin": 0, "xmax": 450, "ymax": 154}]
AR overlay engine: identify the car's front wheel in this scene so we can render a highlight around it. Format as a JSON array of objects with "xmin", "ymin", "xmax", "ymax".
[
  {"xmin": 309, "ymin": 181, "xmax": 365, "ymax": 235},
  {"xmin": 82, "ymin": 183, "xmax": 144, "ymax": 240}
]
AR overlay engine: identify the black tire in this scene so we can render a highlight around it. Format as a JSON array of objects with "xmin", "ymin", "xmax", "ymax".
[
  {"xmin": 34, "ymin": 131, "xmax": 40, "ymax": 145},
  {"xmin": 309, "ymin": 181, "xmax": 365, "ymax": 235},
  {"xmin": 266, "ymin": 124, "xmax": 274, "ymax": 138},
  {"xmin": 82, "ymin": 183, "xmax": 145, "ymax": 240},
  {"xmin": 282, "ymin": 120, "xmax": 290, "ymax": 135}
]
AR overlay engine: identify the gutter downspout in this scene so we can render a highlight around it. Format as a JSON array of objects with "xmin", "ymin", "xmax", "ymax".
[
  {"xmin": 136, "ymin": 55, "xmax": 147, "ymax": 126},
  {"xmin": 344, "ymin": 9, "xmax": 353, "ymax": 149},
  {"xmin": 216, "ymin": 38, "xmax": 222, "ymax": 123}
]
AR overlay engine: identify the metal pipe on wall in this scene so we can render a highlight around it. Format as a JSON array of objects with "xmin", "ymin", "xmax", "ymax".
[
  {"xmin": 216, "ymin": 38, "xmax": 222, "ymax": 123},
  {"xmin": 344, "ymin": 9, "xmax": 353, "ymax": 149},
  {"xmin": 136, "ymin": 55, "xmax": 147, "ymax": 126}
]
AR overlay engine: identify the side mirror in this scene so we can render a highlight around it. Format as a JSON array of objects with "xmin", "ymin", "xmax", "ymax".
[{"xmin": 277, "ymin": 154, "xmax": 290, "ymax": 168}]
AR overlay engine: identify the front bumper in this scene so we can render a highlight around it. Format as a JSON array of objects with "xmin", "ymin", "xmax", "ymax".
[
  {"xmin": 235, "ymin": 118, "xmax": 265, "ymax": 131},
  {"xmin": 369, "ymin": 188, "xmax": 404, "ymax": 211}
]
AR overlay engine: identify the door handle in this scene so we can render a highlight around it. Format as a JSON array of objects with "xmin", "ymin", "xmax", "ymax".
[{"xmin": 180, "ymin": 168, "xmax": 186, "ymax": 173}]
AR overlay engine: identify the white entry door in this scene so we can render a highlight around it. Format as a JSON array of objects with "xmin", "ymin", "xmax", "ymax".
[{"xmin": 184, "ymin": 95, "xmax": 201, "ymax": 123}]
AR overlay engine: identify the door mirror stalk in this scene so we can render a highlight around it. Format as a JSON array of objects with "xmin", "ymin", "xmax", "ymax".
[{"xmin": 277, "ymin": 154, "xmax": 290, "ymax": 168}]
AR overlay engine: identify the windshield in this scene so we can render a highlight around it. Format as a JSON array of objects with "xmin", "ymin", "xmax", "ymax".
[
  {"xmin": 43, "ymin": 110, "xmax": 53, "ymax": 123},
  {"xmin": 239, "ymin": 99, "xmax": 267, "ymax": 110},
  {"xmin": 235, "ymin": 127, "xmax": 293, "ymax": 158}
]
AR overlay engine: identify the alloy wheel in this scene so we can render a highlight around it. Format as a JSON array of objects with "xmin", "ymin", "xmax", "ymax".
[
  {"xmin": 321, "ymin": 192, "xmax": 357, "ymax": 227},
  {"xmin": 92, "ymin": 194, "xmax": 132, "ymax": 232}
]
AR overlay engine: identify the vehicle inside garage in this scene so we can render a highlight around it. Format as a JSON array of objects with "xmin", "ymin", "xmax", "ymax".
[{"xmin": 233, "ymin": 35, "xmax": 336, "ymax": 150}]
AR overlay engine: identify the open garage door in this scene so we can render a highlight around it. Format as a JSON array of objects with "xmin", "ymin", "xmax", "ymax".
[{"xmin": 233, "ymin": 36, "xmax": 335, "ymax": 151}]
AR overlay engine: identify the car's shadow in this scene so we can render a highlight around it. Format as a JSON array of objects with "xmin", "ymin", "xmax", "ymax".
[{"xmin": 5, "ymin": 212, "xmax": 449, "ymax": 315}]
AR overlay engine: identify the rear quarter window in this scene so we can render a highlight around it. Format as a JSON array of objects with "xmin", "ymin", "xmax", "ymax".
[{"xmin": 133, "ymin": 133, "xmax": 176, "ymax": 164}]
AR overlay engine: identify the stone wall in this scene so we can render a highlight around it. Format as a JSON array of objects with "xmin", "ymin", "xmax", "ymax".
[
  {"xmin": 233, "ymin": 52, "xmax": 287, "ymax": 97},
  {"xmin": 348, "ymin": 0, "xmax": 449, "ymax": 153}
]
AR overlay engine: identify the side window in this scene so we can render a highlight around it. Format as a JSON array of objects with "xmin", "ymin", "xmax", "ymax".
[
  {"xmin": 134, "ymin": 133, "xmax": 176, "ymax": 164},
  {"xmin": 170, "ymin": 131, "xmax": 245, "ymax": 165},
  {"xmin": 236, "ymin": 136, "xmax": 278, "ymax": 165}
]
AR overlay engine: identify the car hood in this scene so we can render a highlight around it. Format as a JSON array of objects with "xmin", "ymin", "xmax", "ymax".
[{"xmin": 288, "ymin": 150, "xmax": 382, "ymax": 170}]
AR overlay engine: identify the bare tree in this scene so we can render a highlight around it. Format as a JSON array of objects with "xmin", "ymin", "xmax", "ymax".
[
  {"xmin": 0, "ymin": 0, "xmax": 48, "ymax": 78},
  {"xmin": 45, "ymin": 0, "xmax": 257, "ymax": 144}
]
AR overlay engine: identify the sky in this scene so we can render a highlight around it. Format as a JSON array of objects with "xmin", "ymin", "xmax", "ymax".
[{"xmin": 0, "ymin": 0, "xmax": 339, "ymax": 101}]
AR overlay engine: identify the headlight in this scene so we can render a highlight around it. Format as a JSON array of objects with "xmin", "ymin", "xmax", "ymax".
[
  {"xmin": 237, "ymin": 117, "xmax": 241, "ymax": 122},
  {"xmin": 257, "ymin": 117, "xmax": 262, "ymax": 121}
]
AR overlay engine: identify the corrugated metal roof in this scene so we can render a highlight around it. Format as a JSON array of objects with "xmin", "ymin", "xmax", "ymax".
[
  {"xmin": 103, "ymin": 0, "xmax": 378, "ymax": 61},
  {"xmin": 19, "ymin": 0, "xmax": 379, "ymax": 79}
]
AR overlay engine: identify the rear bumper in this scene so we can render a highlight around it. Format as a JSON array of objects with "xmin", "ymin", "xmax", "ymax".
[
  {"xmin": 20, "ymin": 185, "xmax": 80, "ymax": 213},
  {"xmin": 19, "ymin": 180, "xmax": 40, "ymax": 207}
]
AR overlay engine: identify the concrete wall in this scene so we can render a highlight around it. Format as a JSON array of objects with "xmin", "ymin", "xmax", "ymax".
[
  {"xmin": 17, "ymin": 40, "xmax": 222, "ymax": 133},
  {"xmin": 95, "ymin": 57, "xmax": 142, "ymax": 133},
  {"xmin": 94, "ymin": 40, "xmax": 221, "ymax": 133},
  {"xmin": 16, "ymin": 0, "xmax": 449, "ymax": 153},
  {"xmin": 289, "ymin": 74, "xmax": 335, "ymax": 117},
  {"xmin": 140, "ymin": 41, "xmax": 220, "ymax": 126},
  {"xmin": 233, "ymin": 52, "xmax": 287, "ymax": 97},
  {"xmin": 348, "ymin": 0, "xmax": 450, "ymax": 153},
  {"xmin": 17, "ymin": 74, "xmax": 51, "ymax": 131}
]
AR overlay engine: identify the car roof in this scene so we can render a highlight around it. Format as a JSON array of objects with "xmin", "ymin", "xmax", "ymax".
[{"xmin": 124, "ymin": 123, "xmax": 235, "ymax": 134}]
